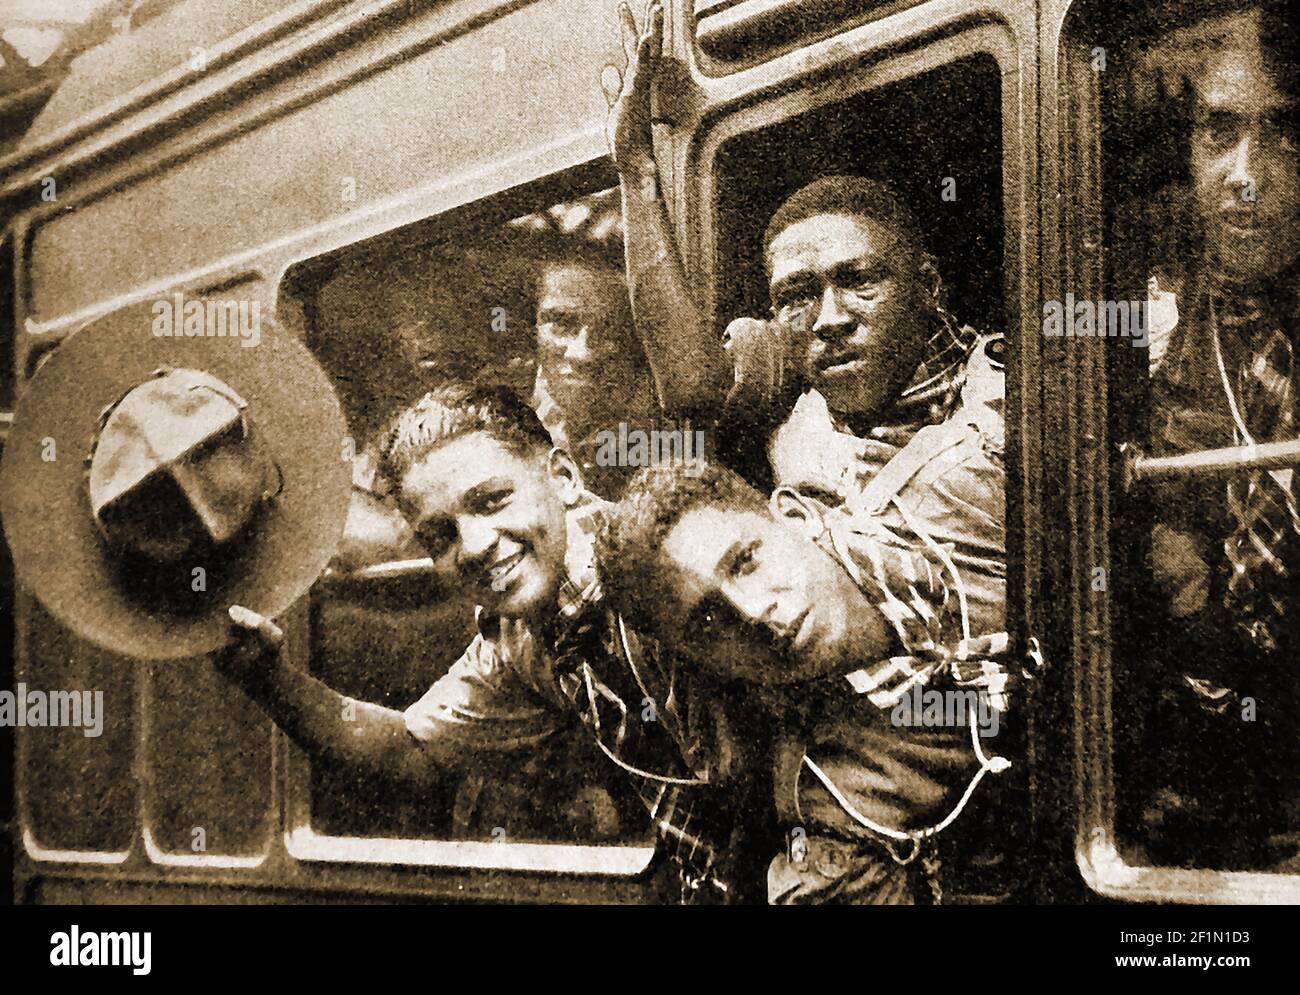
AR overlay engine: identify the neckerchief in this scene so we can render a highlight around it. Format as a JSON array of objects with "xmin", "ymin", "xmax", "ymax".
[
  {"xmin": 1212, "ymin": 284, "xmax": 1300, "ymax": 654},
  {"xmin": 831, "ymin": 320, "xmax": 982, "ymax": 442}
]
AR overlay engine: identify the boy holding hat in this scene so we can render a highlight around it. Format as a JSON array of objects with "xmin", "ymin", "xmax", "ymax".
[
  {"xmin": 0, "ymin": 312, "xmax": 738, "ymax": 897},
  {"xmin": 217, "ymin": 382, "xmax": 742, "ymax": 898},
  {"xmin": 0, "ymin": 312, "xmax": 352, "ymax": 662}
]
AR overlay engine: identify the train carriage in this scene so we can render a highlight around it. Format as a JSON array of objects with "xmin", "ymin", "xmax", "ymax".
[{"xmin": 1, "ymin": 0, "xmax": 1296, "ymax": 904}]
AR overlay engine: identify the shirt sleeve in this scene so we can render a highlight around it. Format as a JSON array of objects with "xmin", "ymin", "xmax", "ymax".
[{"xmin": 403, "ymin": 629, "xmax": 567, "ymax": 763}]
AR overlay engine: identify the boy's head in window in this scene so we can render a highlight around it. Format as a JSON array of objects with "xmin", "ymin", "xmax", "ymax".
[
  {"xmin": 535, "ymin": 254, "xmax": 643, "ymax": 421},
  {"xmin": 597, "ymin": 460, "xmax": 882, "ymax": 685},
  {"xmin": 378, "ymin": 383, "xmax": 584, "ymax": 621},
  {"xmin": 1189, "ymin": 2, "xmax": 1298, "ymax": 283},
  {"xmin": 762, "ymin": 177, "xmax": 931, "ymax": 419},
  {"xmin": 512, "ymin": 192, "xmax": 654, "ymax": 442}
]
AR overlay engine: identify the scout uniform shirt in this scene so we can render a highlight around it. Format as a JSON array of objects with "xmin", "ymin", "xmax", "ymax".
[
  {"xmin": 769, "ymin": 335, "xmax": 1009, "ymax": 884},
  {"xmin": 402, "ymin": 491, "xmax": 732, "ymax": 879},
  {"xmin": 1150, "ymin": 260, "xmax": 1300, "ymax": 653},
  {"xmin": 1120, "ymin": 186, "xmax": 1300, "ymax": 653}
]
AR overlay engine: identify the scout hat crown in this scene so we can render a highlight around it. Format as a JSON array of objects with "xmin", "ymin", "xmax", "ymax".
[
  {"xmin": 0, "ymin": 307, "xmax": 351, "ymax": 660},
  {"xmin": 88, "ymin": 367, "xmax": 280, "ymax": 564}
]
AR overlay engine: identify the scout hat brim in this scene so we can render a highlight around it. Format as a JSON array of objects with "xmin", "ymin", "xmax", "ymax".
[{"xmin": 0, "ymin": 309, "xmax": 352, "ymax": 660}]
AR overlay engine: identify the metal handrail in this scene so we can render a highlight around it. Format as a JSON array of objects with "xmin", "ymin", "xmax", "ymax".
[
  {"xmin": 316, "ymin": 557, "xmax": 437, "ymax": 587},
  {"xmin": 1123, "ymin": 437, "xmax": 1300, "ymax": 489}
]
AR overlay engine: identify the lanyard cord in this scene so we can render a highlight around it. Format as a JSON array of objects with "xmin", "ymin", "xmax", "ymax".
[
  {"xmin": 1212, "ymin": 296, "xmax": 1256, "ymax": 448},
  {"xmin": 615, "ymin": 613, "xmax": 711, "ymax": 785},
  {"xmin": 579, "ymin": 663, "xmax": 708, "ymax": 787},
  {"xmin": 801, "ymin": 495, "xmax": 1010, "ymax": 860},
  {"xmin": 891, "ymin": 497, "xmax": 973, "ymax": 645},
  {"xmin": 800, "ymin": 716, "xmax": 1010, "ymax": 861}
]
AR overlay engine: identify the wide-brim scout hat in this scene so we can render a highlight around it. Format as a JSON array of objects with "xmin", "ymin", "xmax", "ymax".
[{"xmin": 0, "ymin": 310, "xmax": 351, "ymax": 660}]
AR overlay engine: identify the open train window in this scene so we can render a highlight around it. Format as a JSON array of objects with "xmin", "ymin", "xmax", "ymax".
[
  {"xmin": 712, "ymin": 56, "xmax": 1006, "ymax": 345},
  {"xmin": 277, "ymin": 174, "xmax": 660, "ymax": 873},
  {"xmin": 705, "ymin": 49, "xmax": 1024, "ymax": 900},
  {"xmin": 1063, "ymin": 0, "xmax": 1300, "ymax": 900},
  {"xmin": 706, "ymin": 51, "xmax": 1011, "ymax": 500}
]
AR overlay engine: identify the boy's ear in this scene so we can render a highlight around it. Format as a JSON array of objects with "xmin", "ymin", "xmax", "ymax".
[
  {"xmin": 769, "ymin": 486, "xmax": 824, "ymax": 541},
  {"xmin": 546, "ymin": 447, "xmax": 585, "ymax": 506}
]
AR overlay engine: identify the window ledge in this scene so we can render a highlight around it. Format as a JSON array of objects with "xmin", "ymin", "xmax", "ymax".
[
  {"xmin": 1079, "ymin": 828, "xmax": 1300, "ymax": 905},
  {"xmin": 285, "ymin": 825, "xmax": 656, "ymax": 876}
]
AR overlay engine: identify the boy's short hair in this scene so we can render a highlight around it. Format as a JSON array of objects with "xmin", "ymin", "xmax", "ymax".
[
  {"xmin": 596, "ymin": 461, "xmax": 767, "ymax": 630},
  {"xmin": 377, "ymin": 382, "xmax": 553, "ymax": 495},
  {"xmin": 762, "ymin": 176, "xmax": 922, "ymax": 269}
]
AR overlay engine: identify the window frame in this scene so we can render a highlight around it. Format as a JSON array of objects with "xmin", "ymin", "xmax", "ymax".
[
  {"xmin": 273, "ymin": 168, "xmax": 663, "ymax": 878},
  {"xmin": 685, "ymin": 8, "xmax": 1038, "ymax": 902},
  {"xmin": 1052, "ymin": 0, "xmax": 1300, "ymax": 904}
]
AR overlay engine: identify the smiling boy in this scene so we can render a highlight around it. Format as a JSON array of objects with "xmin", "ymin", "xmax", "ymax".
[{"xmin": 216, "ymin": 383, "xmax": 734, "ymax": 891}]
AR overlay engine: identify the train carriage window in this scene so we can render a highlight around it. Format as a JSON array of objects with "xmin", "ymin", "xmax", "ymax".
[
  {"xmin": 279, "ymin": 181, "xmax": 660, "ymax": 864},
  {"xmin": 1068, "ymin": 0, "xmax": 1300, "ymax": 893},
  {"xmin": 714, "ymin": 57, "xmax": 1006, "ymax": 347},
  {"xmin": 710, "ymin": 52, "xmax": 1024, "ymax": 901}
]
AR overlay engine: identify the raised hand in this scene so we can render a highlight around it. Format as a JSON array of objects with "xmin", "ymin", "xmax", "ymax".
[{"xmin": 602, "ymin": 0, "xmax": 664, "ymax": 172}]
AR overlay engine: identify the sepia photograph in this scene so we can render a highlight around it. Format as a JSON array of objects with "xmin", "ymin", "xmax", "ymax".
[{"xmin": 0, "ymin": 0, "xmax": 1294, "ymax": 969}]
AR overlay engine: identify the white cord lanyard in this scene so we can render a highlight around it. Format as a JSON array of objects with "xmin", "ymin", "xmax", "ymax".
[
  {"xmin": 577, "ymin": 623, "xmax": 709, "ymax": 788},
  {"xmin": 800, "ymin": 498, "xmax": 1010, "ymax": 862}
]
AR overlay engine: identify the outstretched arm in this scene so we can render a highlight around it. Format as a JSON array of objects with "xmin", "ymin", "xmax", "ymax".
[{"xmin": 214, "ymin": 606, "xmax": 446, "ymax": 791}]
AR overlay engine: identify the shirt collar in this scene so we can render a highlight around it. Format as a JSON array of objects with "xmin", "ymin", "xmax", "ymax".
[
  {"xmin": 532, "ymin": 368, "xmax": 568, "ymax": 446},
  {"xmin": 909, "ymin": 316, "xmax": 983, "ymax": 400},
  {"xmin": 554, "ymin": 490, "xmax": 609, "ymax": 621}
]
